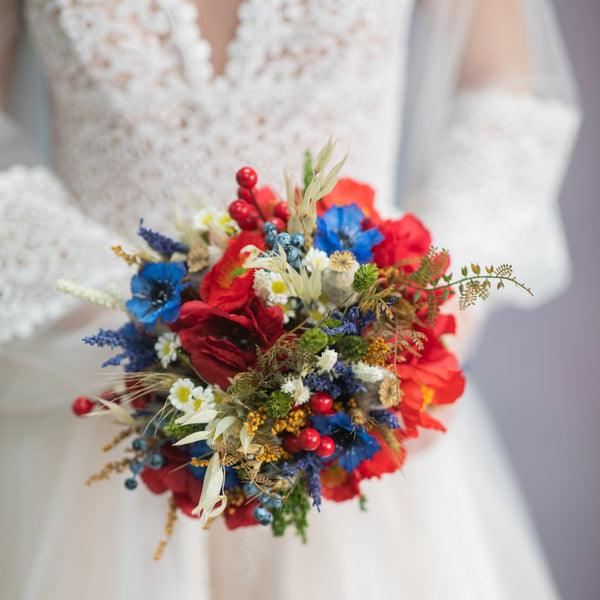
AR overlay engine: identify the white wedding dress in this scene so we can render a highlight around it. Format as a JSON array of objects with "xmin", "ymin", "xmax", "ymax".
[{"xmin": 0, "ymin": 1, "xmax": 580, "ymax": 598}]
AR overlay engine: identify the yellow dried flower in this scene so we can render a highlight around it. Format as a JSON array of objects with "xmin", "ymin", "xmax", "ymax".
[
  {"xmin": 187, "ymin": 244, "xmax": 210, "ymax": 272},
  {"xmin": 363, "ymin": 337, "xmax": 391, "ymax": 366}
]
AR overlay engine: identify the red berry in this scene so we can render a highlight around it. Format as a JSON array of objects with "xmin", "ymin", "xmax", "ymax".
[
  {"xmin": 72, "ymin": 396, "xmax": 94, "ymax": 416},
  {"xmin": 274, "ymin": 201, "xmax": 290, "ymax": 221},
  {"xmin": 283, "ymin": 435, "xmax": 302, "ymax": 454},
  {"xmin": 266, "ymin": 217, "xmax": 286, "ymax": 233},
  {"xmin": 236, "ymin": 167, "xmax": 258, "ymax": 189},
  {"xmin": 309, "ymin": 392, "xmax": 333, "ymax": 414},
  {"xmin": 228, "ymin": 199, "xmax": 250, "ymax": 222},
  {"xmin": 239, "ymin": 216, "xmax": 258, "ymax": 231},
  {"xmin": 237, "ymin": 187, "xmax": 254, "ymax": 202},
  {"xmin": 315, "ymin": 436, "xmax": 335, "ymax": 458},
  {"xmin": 298, "ymin": 428, "xmax": 321, "ymax": 452}
]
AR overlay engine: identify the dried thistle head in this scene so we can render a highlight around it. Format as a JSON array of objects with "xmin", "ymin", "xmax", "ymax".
[
  {"xmin": 379, "ymin": 375, "xmax": 403, "ymax": 408},
  {"xmin": 329, "ymin": 250, "xmax": 357, "ymax": 273}
]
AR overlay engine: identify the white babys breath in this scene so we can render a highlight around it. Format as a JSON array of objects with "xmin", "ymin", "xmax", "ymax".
[
  {"xmin": 154, "ymin": 332, "xmax": 181, "ymax": 368},
  {"xmin": 168, "ymin": 378, "xmax": 214, "ymax": 413},
  {"xmin": 303, "ymin": 247, "xmax": 330, "ymax": 273},
  {"xmin": 352, "ymin": 361, "xmax": 387, "ymax": 383},
  {"xmin": 316, "ymin": 349, "xmax": 338, "ymax": 374},
  {"xmin": 281, "ymin": 376, "xmax": 310, "ymax": 405},
  {"xmin": 253, "ymin": 269, "xmax": 290, "ymax": 305}
]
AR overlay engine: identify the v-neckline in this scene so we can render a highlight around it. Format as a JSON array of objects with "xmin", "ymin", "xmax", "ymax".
[{"xmin": 174, "ymin": 0, "xmax": 250, "ymax": 85}]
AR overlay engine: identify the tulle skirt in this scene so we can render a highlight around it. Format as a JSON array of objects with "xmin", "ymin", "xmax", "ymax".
[{"xmin": 0, "ymin": 309, "xmax": 559, "ymax": 600}]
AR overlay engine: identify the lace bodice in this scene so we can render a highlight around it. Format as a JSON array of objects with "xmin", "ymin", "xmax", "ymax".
[
  {"xmin": 27, "ymin": 0, "xmax": 410, "ymax": 224},
  {"xmin": 0, "ymin": 0, "xmax": 579, "ymax": 342}
]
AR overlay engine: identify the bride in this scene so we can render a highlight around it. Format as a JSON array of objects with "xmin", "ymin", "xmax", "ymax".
[{"xmin": 0, "ymin": 1, "xmax": 580, "ymax": 598}]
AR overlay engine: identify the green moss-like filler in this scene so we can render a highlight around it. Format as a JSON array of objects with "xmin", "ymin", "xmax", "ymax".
[
  {"xmin": 335, "ymin": 335, "xmax": 369, "ymax": 361},
  {"xmin": 163, "ymin": 418, "xmax": 204, "ymax": 441},
  {"xmin": 265, "ymin": 391, "xmax": 294, "ymax": 418},
  {"xmin": 271, "ymin": 479, "xmax": 311, "ymax": 543},
  {"xmin": 298, "ymin": 328, "xmax": 328, "ymax": 353},
  {"xmin": 352, "ymin": 263, "xmax": 379, "ymax": 293}
]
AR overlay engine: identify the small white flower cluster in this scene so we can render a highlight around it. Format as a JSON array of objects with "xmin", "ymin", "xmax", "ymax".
[
  {"xmin": 168, "ymin": 378, "xmax": 215, "ymax": 413},
  {"xmin": 154, "ymin": 332, "xmax": 181, "ymax": 368},
  {"xmin": 315, "ymin": 348, "xmax": 338, "ymax": 374},
  {"xmin": 351, "ymin": 361, "xmax": 387, "ymax": 383},
  {"xmin": 302, "ymin": 247, "xmax": 330, "ymax": 273},
  {"xmin": 281, "ymin": 376, "xmax": 311, "ymax": 405}
]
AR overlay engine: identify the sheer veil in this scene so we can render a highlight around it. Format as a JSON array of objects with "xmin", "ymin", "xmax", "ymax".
[{"xmin": 400, "ymin": 0, "xmax": 580, "ymax": 316}]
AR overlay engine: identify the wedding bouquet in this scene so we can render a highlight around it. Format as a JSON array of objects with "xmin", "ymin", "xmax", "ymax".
[{"xmin": 62, "ymin": 141, "xmax": 529, "ymax": 556}]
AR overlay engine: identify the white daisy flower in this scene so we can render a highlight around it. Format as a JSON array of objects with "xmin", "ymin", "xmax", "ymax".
[
  {"xmin": 253, "ymin": 269, "xmax": 290, "ymax": 305},
  {"xmin": 351, "ymin": 361, "xmax": 387, "ymax": 383},
  {"xmin": 168, "ymin": 378, "xmax": 197, "ymax": 412},
  {"xmin": 193, "ymin": 208, "xmax": 238, "ymax": 235},
  {"xmin": 316, "ymin": 349, "xmax": 338, "ymax": 374},
  {"xmin": 168, "ymin": 379, "xmax": 214, "ymax": 413},
  {"xmin": 303, "ymin": 247, "xmax": 330, "ymax": 273},
  {"xmin": 192, "ymin": 207, "xmax": 220, "ymax": 232},
  {"xmin": 155, "ymin": 332, "xmax": 181, "ymax": 368}
]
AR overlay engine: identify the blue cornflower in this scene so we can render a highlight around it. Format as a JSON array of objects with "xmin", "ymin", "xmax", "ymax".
[
  {"xmin": 314, "ymin": 204, "xmax": 384, "ymax": 263},
  {"xmin": 83, "ymin": 322, "xmax": 156, "ymax": 372},
  {"xmin": 126, "ymin": 261, "xmax": 189, "ymax": 330},
  {"xmin": 138, "ymin": 219, "xmax": 189, "ymax": 258},
  {"xmin": 311, "ymin": 413, "xmax": 381, "ymax": 473}
]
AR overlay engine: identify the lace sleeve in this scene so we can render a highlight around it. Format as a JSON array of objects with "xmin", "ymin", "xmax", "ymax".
[
  {"xmin": 413, "ymin": 89, "xmax": 579, "ymax": 309},
  {"xmin": 401, "ymin": 0, "xmax": 581, "ymax": 313},
  {"xmin": 0, "ymin": 163, "xmax": 126, "ymax": 343}
]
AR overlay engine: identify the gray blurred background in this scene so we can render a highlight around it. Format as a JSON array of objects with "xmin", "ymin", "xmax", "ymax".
[{"xmin": 472, "ymin": 2, "xmax": 600, "ymax": 599}]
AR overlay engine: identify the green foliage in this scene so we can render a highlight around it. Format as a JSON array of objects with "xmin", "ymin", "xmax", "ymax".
[
  {"xmin": 265, "ymin": 391, "xmax": 294, "ymax": 418},
  {"xmin": 298, "ymin": 328, "xmax": 328, "ymax": 353},
  {"xmin": 359, "ymin": 494, "xmax": 368, "ymax": 512},
  {"xmin": 335, "ymin": 335, "xmax": 369, "ymax": 361},
  {"xmin": 163, "ymin": 418, "xmax": 204, "ymax": 441},
  {"xmin": 271, "ymin": 479, "xmax": 311, "ymax": 543},
  {"xmin": 303, "ymin": 150, "xmax": 313, "ymax": 191},
  {"xmin": 352, "ymin": 263, "xmax": 379, "ymax": 293}
]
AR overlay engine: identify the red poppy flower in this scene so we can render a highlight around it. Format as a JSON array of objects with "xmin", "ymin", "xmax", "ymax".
[
  {"xmin": 223, "ymin": 499, "xmax": 261, "ymax": 530},
  {"xmin": 372, "ymin": 213, "xmax": 431, "ymax": 270},
  {"xmin": 393, "ymin": 314, "xmax": 466, "ymax": 437},
  {"xmin": 171, "ymin": 284, "xmax": 284, "ymax": 390},
  {"xmin": 320, "ymin": 463, "xmax": 363, "ymax": 502},
  {"xmin": 200, "ymin": 231, "xmax": 265, "ymax": 306}
]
